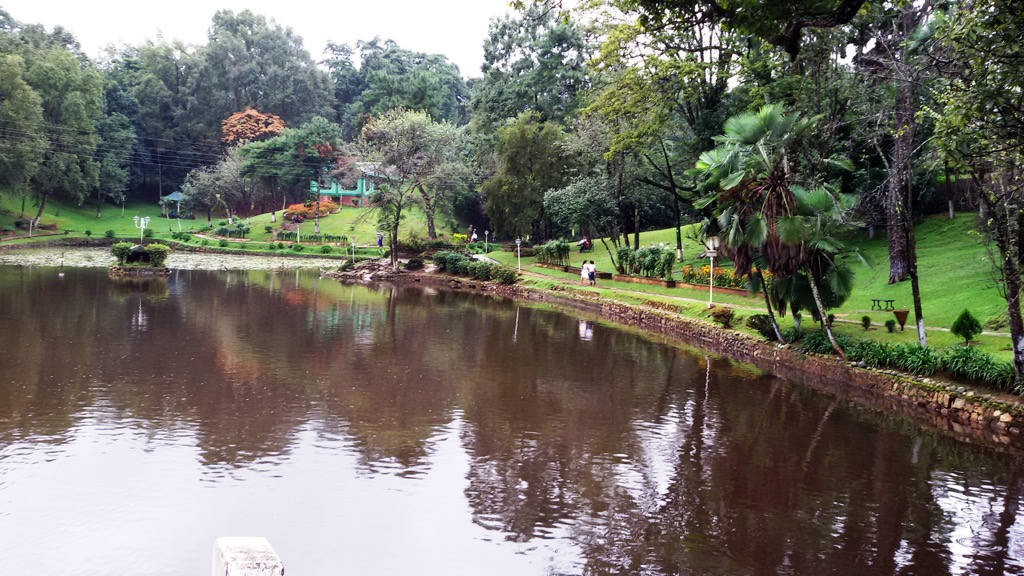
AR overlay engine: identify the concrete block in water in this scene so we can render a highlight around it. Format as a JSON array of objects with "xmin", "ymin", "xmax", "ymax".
[{"xmin": 212, "ymin": 537, "xmax": 284, "ymax": 576}]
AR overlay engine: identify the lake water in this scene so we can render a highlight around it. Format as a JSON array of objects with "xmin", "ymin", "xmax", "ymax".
[{"xmin": 0, "ymin": 261, "xmax": 1021, "ymax": 575}]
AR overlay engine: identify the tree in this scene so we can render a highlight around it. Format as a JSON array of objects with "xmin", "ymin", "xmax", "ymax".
[
  {"xmin": 483, "ymin": 112, "xmax": 568, "ymax": 240},
  {"xmin": 222, "ymin": 108, "xmax": 285, "ymax": 145},
  {"xmin": 847, "ymin": 1, "xmax": 939, "ymax": 348},
  {"xmin": 104, "ymin": 39, "xmax": 198, "ymax": 201},
  {"xmin": 470, "ymin": 4, "xmax": 589, "ymax": 137},
  {"xmin": 324, "ymin": 38, "xmax": 469, "ymax": 140},
  {"xmin": 23, "ymin": 44, "xmax": 102, "ymax": 225},
  {"xmin": 359, "ymin": 109, "xmax": 463, "ymax": 270},
  {"xmin": 0, "ymin": 53, "xmax": 45, "ymax": 206},
  {"xmin": 690, "ymin": 104, "xmax": 858, "ymax": 355},
  {"xmin": 186, "ymin": 10, "xmax": 333, "ymax": 143},
  {"xmin": 934, "ymin": 0, "xmax": 1024, "ymax": 387},
  {"xmin": 951, "ymin": 309, "xmax": 982, "ymax": 345},
  {"xmin": 290, "ymin": 116, "xmax": 340, "ymax": 234},
  {"xmin": 94, "ymin": 112, "xmax": 137, "ymax": 216}
]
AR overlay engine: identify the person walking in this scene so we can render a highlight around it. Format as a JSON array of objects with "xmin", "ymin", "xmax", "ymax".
[
  {"xmin": 580, "ymin": 261, "xmax": 589, "ymax": 285},
  {"xmin": 588, "ymin": 260, "xmax": 597, "ymax": 285}
]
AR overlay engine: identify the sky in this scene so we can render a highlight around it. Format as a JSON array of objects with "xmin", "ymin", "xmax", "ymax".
[{"xmin": 1, "ymin": 0, "xmax": 514, "ymax": 77}]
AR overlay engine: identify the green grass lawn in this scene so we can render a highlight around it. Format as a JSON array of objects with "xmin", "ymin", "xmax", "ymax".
[
  {"xmin": 0, "ymin": 189, "xmax": 449, "ymax": 248},
  {"xmin": 488, "ymin": 214, "xmax": 1014, "ymax": 362}
]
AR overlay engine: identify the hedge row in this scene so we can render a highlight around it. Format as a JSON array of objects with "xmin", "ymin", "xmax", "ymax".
[{"xmin": 432, "ymin": 251, "xmax": 518, "ymax": 285}]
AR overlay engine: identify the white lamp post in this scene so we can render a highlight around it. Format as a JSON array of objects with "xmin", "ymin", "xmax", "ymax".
[
  {"xmin": 704, "ymin": 235, "xmax": 720, "ymax": 308},
  {"xmin": 133, "ymin": 215, "xmax": 150, "ymax": 244},
  {"xmin": 484, "ymin": 230, "xmax": 490, "ymax": 254},
  {"xmin": 516, "ymin": 238, "xmax": 522, "ymax": 271}
]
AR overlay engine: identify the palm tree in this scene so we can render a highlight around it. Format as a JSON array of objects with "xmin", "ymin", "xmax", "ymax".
[{"xmin": 689, "ymin": 104, "xmax": 858, "ymax": 357}]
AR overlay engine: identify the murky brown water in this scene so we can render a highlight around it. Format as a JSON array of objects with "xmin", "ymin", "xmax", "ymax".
[{"xmin": 0, "ymin": 263, "xmax": 1022, "ymax": 576}]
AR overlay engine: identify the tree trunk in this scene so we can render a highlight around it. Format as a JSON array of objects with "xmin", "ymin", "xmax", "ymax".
[
  {"xmin": 314, "ymin": 196, "xmax": 321, "ymax": 235},
  {"xmin": 673, "ymin": 192, "xmax": 683, "ymax": 256},
  {"xmin": 998, "ymin": 200, "xmax": 1024, "ymax": 387},
  {"xmin": 32, "ymin": 193, "xmax": 47, "ymax": 227},
  {"xmin": 756, "ymin": 269, "xmax": 785, "ymax": 342},
  {"xmin": 633, "ymin": 205, "xmax": 640, "ymax": 250},
  {"xmin": 389, "ymin": 207, "xmax": 402, "ymax": 271},
  {"xmin": 887, "ymin": 72, "xmax": 914, "ymax": 284},
  {"xmin": 418, "ymin": 185, "xmax": 438, "ymax": 240},
  {"xmin": 807, "ymin": 273, "xmax": 845, "ymax": 359}
]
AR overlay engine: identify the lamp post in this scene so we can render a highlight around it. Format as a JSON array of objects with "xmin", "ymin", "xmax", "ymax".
[
  {"xmin": 704, "ymin": 235, "xmax": 720, "ymax": 308},
  {"xmin": 484, "ymin": 230, "xmax": 490, "ymax": 254},
  {"xmin": 516, "ymin": 238, "xmax": 522, "ymax": 271},
  {"xmin": 133, "ymin": 215, "xmax": 150, "ymax": 244}
]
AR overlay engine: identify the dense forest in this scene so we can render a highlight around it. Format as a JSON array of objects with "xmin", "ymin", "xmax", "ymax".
[{"xmin": 3, "ymin": 1, "xmax": 1024, "ymax": 379}]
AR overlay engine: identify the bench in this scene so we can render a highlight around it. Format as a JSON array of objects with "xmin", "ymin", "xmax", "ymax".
[{"xmin": 871, "ymin": 298, "xmax": 895, "ymax": 310}]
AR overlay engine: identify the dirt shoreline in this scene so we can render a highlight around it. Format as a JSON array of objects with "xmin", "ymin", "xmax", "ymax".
[{"xmin": 384, "ymin": 270, "xmax": 1024, "ymax": 453}]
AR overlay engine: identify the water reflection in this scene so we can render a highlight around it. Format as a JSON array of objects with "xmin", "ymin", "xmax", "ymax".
[{"xmin": 0, "ymin": 265, "xmax": 1021, "ymax": 576}]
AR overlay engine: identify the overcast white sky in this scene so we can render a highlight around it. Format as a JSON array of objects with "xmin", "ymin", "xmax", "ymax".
[{"xmin": 2, "ymin": 0, "xmax": 514, "ymax": 77}]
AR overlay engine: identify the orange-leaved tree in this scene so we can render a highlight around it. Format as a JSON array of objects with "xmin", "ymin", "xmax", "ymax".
[{"xmin": 222, "ymin": 108, "xmax": 286, "ymax": 145}]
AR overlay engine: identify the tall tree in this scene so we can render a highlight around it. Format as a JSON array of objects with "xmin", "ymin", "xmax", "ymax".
[
  {"xmin": 690, "ymin": 104, "xmax": 858, "ymax": 354},
  {"xmin": 470, "ymin": 4, "xmax": 589, "ymax": 137},
  {"xmin": 482, "ymin": 112, "xmax": 568, "ymax": 240},
  {"xmin": 851, "ymin": 1, "xmax": 938, "ymax": 346},
  {"xmin": 22, "ymin": 41, "xmax": 102, "ymax": 225},
  {"xmin": 934, "ymin": 0, "xmax": 1024, "ymax": 388},
  {"xmin": 0, "ymin": 53, "xmax": 45, "ymax": 206},
  {"xmin": 359, "ymin": 109, "xmax": 463, "ymax": 270},
  {"xmin": 94, "ymin": 112, "xmax": 137, "ymax": 216},
  {"xmin": 324, "ymin": 38, "xmax": 469, "ymax": 139},
  {"xmin": 186, "ymin": 10, "xmax": 332, "ymax": 143}
]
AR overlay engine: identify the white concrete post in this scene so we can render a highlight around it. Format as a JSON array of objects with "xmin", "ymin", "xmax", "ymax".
[{"xmin": 212, "ymin": 537, "xmax": 284, "ymax": 576}]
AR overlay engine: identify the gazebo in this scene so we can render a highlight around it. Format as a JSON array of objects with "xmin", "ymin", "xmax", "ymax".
[{"xmin": 161, "ymin": 191, "xmax": 184, "ymax": 217}]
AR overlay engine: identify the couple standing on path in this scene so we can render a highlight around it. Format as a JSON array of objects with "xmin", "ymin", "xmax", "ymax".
[{"xmin": 580, "ymin": 260, "xmax": 597, "ymax": 286}]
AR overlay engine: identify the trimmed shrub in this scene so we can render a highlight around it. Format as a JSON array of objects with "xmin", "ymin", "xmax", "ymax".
[
  {"xmin": 885, "ymin": 319, "xmax": 897, "ymax": 333},
  {"xmin": 85, "ymin": 230, "xmax": 93, "ymax": 237},
  {"xmin": 143, "ymin": 228, "xmax": 154, "ymax": 238},
  {"xmin": 144, "ymin": 243, "xmax": 171, "ymax": 267},
  {"xmin": 492, "ymin": 265, "xmax": 519, "ymax": 285},
  {"xmin": 746, "ymin": 314, "xmax": 778, "ymax": 341},
  {"xmin": 469, "ymin": 261, "xmax": 493, "ymax": 280},
  {"xmin": 218, "ymin": 239, "xmax": 229, "ymax": 248},
  {"xmin": 861, "ymin": 315, "xmax": 872, "ymax": 330},
  {"xmin": 404, "ymin": 258, "xmax": 424, "ymax": 271},
  {"xmin": 709, "ymin": 307, "xmax": 735, "ymax": 329},
  {"xmin": 535, "ymin": 239, "xmax": 571, "ymax": 267},
  {"xmin": 320, "ymin": 245, "xmax": 332, "ymax": 254},
  {"xmin": 951, "ymin": 309, "xmax": 983, "ymax": 344},
  {"xmin": 110, "ymin": 242, "xmax": 133, "ymax": 265},
  {"xmin": 104, "ymin": 230, "xmax": 116, "ymax": 239}
]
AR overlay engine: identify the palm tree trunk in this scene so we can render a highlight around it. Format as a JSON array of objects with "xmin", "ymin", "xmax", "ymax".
[
  {"xmin": 807, "ymin": 273, "xmax": 845, "ymax": 359},
  {"xmin": 756, "ymin": 269, "xmax": 785, "ymax": 342}
]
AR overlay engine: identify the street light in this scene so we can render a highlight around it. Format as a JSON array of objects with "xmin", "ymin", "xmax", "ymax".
[
  {"xmin": 516, "ymin": 238, "xmax": 522, "ymax": 271},
  {"xmin": 703, "ymin": 235, "xmax": 720, "ymax": 308},
  {"xmin": 484, "ymin": 230, "xmax": 490, "ymax": 254},
  {"xmin": 133, "ymin": 215, "xmax": 150, "ymax": 244}
]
